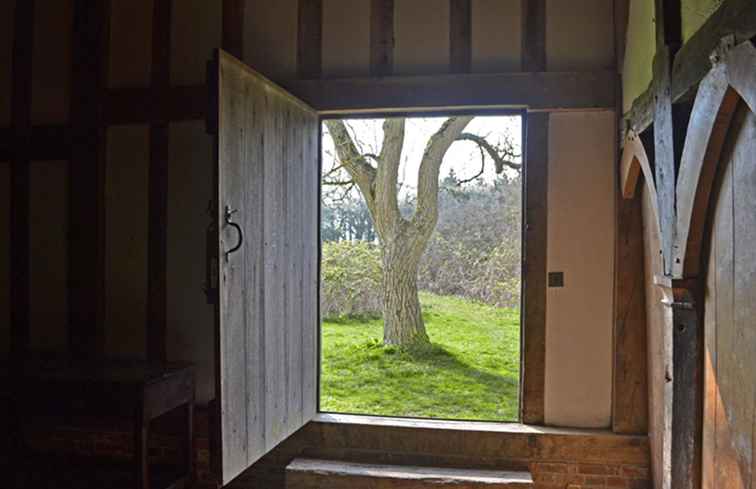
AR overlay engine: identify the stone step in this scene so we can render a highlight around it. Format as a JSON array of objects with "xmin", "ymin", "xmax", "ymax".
[{"xmin": 286, "ymin": 458, "xmax": 533, "ymax": 489}]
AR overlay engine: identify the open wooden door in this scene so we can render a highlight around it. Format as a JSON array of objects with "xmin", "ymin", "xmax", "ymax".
[{"xmin": 207, "ymin": 50, "xmax": 319, "ymax": 486}]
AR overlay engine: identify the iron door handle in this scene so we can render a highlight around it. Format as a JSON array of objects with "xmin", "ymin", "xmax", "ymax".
[{"xmin": 224, "ymin": 205, "xmax": 243, "ymax": 259}]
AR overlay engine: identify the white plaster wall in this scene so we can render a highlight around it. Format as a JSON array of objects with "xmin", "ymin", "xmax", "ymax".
[{"xmin": 544, "ymin": 111, "xmax": 616, "ymax": 428}]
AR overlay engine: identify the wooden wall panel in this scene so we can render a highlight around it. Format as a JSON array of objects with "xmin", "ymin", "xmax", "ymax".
[
  {"xmin": 394, "ymin": 0, "xmax": 450, "ymax": 75},
  {"xmin": 0, "ymin": 162, "xmax": 9, "ymax": 356},
  {"xmin": 702, "ymin": 104, "xmax": 755, "ymax": 489},
  {"xmin": 613, "ymin": 188, "xmax": 649, "ymax": 435},
  {"xmin": 104, "ymin": 125, "xmax": 149, "ymax": 359},
  {"xmin": 642, "ymin": 185, "xmax": 672, "ymax": 489},
  {"xmin": 729, "ymin": 106, "xmax": 755, "ymax": 489},
  {"xmin": 109, "ymin": 0, "xmax": 153, "ymax": 88},
  {"xmin": 30, "ymin": 0, "xmax": 72, "ymax": 124},
  {"xmin": 322, "ymin": 0, "xmax": 370, "ymax": 77},
  {"xmin": 29, "ymin": 161, "xmax": 68, "ymax": 352},
  {"xmin": 170, "ymin": 0, "xmax": 221, "ymax": 86},
  {"xmin": 546, "ymin": 0, "xmax": 614, "ymax": 71},
  {"xmin": 0, "ymin": 0, "xmax": 14, "ymax": 127},
  {"xmin": 544, "ymin": 111, "xmax": 614, "ymax": 428},
  {"xmin": 471, "ymin": 0, "xmax": 521, "ymax": 73},
  {"xmin": 166, "ymin": 121, "xmax": 215, "ymax": 404},
  {"xmin": 244, "ymin": 0, "xmax": 298, "ymax": 80}
]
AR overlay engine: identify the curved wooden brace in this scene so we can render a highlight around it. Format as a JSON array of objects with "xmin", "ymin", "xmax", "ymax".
[
  {"xmin": 620, "ymin": 129, "xmax": 659, "ymax": 226},
  {"xmin": 673, "ymin": 40, "xmax": 756, "ymax": 278}
]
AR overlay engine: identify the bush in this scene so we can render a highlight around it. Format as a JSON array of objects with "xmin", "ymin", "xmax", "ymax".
[
  {"xmin": 417, "ymin": 177, "xmax": 522, "ymax": 308},
  {"xmin": 321, "ymin": 241, "xmax": 383, "ymax": 320}
]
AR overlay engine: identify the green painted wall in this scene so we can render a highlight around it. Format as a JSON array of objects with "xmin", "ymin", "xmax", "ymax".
[
  {"xmin": 682, "ymin": 0, "xmax": 724, "ymax": 41},
  {"xmin": 623, "ymin": 0, "xmax": 656, "ymax": 113}
]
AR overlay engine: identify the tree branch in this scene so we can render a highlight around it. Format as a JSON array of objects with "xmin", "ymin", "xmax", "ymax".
[
  {"xmin": 374, "ymin": 118, "xmax": 405, "ymax": 229},
  {"xmin": 324, "ymin": 120, "xmax": 377, "ymax": 205},
  {"xmin": 413, "ymin": 116, "xmax": 474, "ymax": 233},
  {"xmin": 456, "ymin": 133, "xmax": 521, "ymax": 172},
  {"xmin": 456, "ymin": 145, "xmax": 487, "ymax": 185}
]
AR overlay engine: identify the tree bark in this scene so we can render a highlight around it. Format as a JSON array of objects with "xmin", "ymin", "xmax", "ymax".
[{"xmin": 381, "ymin": 243, "xmax": 428, "ymax": 346}]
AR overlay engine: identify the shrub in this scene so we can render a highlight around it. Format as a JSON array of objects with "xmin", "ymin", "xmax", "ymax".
[{"xmin": 320, "ymin": 241, "xmax": 383, "ymax": 320}]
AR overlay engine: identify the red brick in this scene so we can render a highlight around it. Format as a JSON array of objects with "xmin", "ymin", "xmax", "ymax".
[
  {"xmin": 534, "ymin": 473, "xmax": 566, "ymax": 485},
  {"xmin": 607, "ymin": 476, "xmax": 628, "ymax": 488},
  {"xmin": 535, "ymin": 462, "xmax": 570, "ymax": 474},
  {"xmin": 583, "ymin": 475, "xmax": 608, "ymax": 486},
  {"xmin": 621, "ymin": 465, "xmax": 650, "ymax": 478},
  {"xmin": 579, "ymin": 464, "xmax": 620, "ymax": 475},
  {"xmin": 627, "ymin": 479, "xmax": 652, "ymax": 489}
]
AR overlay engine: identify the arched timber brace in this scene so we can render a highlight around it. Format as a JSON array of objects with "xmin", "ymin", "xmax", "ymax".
[
  {"xmin": 674, "ymin": 39, "xmax": 756, "ymax": 279},
  {"xmin": 620, "ymin": 129, "xmax": 658, "ymax": 225},
  {"xmin": 622, "ymin": 37, "xmax": 756, "ymax": 489}
]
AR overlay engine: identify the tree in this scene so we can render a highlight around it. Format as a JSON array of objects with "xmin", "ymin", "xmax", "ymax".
[{"xmin": 324, "ymin": 117, "xmax": 519, "ymax": 346}]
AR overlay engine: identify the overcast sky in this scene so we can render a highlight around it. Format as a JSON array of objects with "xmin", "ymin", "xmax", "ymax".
[{"xmin": 322, "ymin": 115, "xmax": 522, "ymax": 199}]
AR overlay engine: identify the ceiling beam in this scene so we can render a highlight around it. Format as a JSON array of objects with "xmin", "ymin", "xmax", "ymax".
[{"xmin": 283, "ymin": 71, "xmax": 617, "ymax": 114}]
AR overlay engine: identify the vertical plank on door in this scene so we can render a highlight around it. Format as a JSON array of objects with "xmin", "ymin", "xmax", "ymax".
[
  {"xmin": 713, "ymin": 111, "xmax": 736, "ymax": 489},
  {"xmin": 730, "ymin": 106, "xmax": 755, "ymax": 489}
]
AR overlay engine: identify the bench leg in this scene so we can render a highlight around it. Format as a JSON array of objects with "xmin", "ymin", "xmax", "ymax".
[
  {"xmin": 135, "ymin": 417, "xmax": 149, "ymax": 489},
  {"xmin": 185, "ymin": 401, "xmax": 195, "ymax": 485}
]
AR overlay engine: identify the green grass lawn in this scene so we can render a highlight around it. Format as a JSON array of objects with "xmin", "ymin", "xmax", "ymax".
[{"xmin": 320, "ymin": 292, "xmax": 521, "ymax": 421}]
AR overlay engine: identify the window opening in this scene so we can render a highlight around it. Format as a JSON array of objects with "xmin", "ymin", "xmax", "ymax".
[{"xmin": 319, "ymin": 113, "xmax": 523, "ymax": 422}]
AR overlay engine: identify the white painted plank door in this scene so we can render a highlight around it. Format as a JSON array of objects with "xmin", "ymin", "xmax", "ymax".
[{"xmin": 209, "ymin": 49, "xmax": 319, "ymax": 486}]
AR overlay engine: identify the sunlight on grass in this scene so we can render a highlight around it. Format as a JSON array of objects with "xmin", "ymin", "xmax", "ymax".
[{"xmin": 320, "ymin": 292, "xmax": 520, "ymax": 421}]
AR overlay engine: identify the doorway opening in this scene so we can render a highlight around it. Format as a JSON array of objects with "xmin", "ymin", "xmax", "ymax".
[{"xmin": 318, "ymin": 113, "xmax": 523, "ymax": 422}]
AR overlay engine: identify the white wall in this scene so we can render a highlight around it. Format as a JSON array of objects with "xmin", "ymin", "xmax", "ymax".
[{"xmin": 544, "ymin": 111, "xmax": 616, "ymax": 428}]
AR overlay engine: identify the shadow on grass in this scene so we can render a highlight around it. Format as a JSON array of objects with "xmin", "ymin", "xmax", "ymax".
[{"xmin": 371, "ymin": 341, "xmax": 518, "ymax": 393}]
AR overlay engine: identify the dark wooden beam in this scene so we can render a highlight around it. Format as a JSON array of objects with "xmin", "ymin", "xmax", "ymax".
[
  {"xmin": 222, "ymin": 0, "xmax": 245, "ymax": 60},
  {"xmin": 105, "ymin": 85, "xmax": 207, "ymax": 124},
  {"xmin": 297, "ymin": 0, "xmax": 323, "ymax": 79},
  {"xmin": 0, "ymin": 125, "xmax": 71, "ymax": 161},
  {"xmin": 283, "ymin": 71, "xmax": 617, "ymax": 113},
  {"xmin": 614, "ymin": 0, "xmax": 630, "ymax": 73},
  {"xmin": 0, "ymin": 127, "xmax": 9, "ymax": 161},
  {"xmin": 10, "ymin": 0, "xmax": 35, "ymax": 362},
  {"xmin": 672, "ymin": 0, "xmax": 756, "ymax": 101},
  {"xmin": 68, "ymin": 0, "xmax": 110, "ymax": 359},
  {"xmin": 669, "ymin": 281, "xmax": 703, "ymax": 489},
  {"xmin": 147, "ymin": 0, "xmax": 172, "ymax": 364},
  {"xmin": 612, "ymin": 189, "xmax": 649, "ymax": 434},
  {"xmin": 370, "ymin": 0, "xmax": 394, "ymax": 76},
  {"xmin": 625, "ymin": 0, "xmax": 756, "ymax": 133},
  {"xmin": 521, "ymin": 112, "xmax": 548, "ymax": 425},
  {"xmin": 521, "ymin": 0, "xmax": 546, "ymax": 71},
  {"xmin": 654, "ymin": 0, "xmax": 682, "ymax": 51},
  {"xmin": 449, "ymin": 0, "xmax": 471, "ymax": 74}
]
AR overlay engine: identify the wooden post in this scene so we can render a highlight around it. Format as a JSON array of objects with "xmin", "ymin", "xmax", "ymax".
[
  {"xmin": 521, "ymin": 113, "xmax": 548, "ymax": 425},
  {"xmin": 147, "ymin": 0, "xmax": 172, "ymax": 364},
  {"xmin": 662, "ymin": 280, "xmax": 703, "ymax": 489},
  {"xmin": 68, "ymin": 0, "xmax": 110, "ymax": 359},
  {"xmin": 223, "ymin": 0, "xmax": 245, "ymax": 60},
  {"xmin": 10, "ymin": 0, "xmax": 34, "ymax": 363},
  {"xmin": 521, "ymin": 0, "xmax": 546, "ymax": 72},
  {"xmin": 520, "ymin": 0, "xmax": 547, "ymax": 425},
  {"xmin": 449, "ymin": 0, "xmax": 471, "ymax": 74},
  {"xmin": 297, "ymin": 0, "xmax": 323, "ymax": 79},
  {"xmin": 370, "ymin": 0, "xmax": 394, "ymax": 77}
]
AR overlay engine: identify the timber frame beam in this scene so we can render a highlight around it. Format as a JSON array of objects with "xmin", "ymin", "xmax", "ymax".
[
  {"xmin": 625, "ymin": 0, "xmax": 756, "ymax": 134},
  {"xmin": 621, "ymin": 36, "xmax": 756, "ymax": 489}
]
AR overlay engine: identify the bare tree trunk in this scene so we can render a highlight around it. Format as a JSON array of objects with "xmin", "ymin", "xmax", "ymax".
[
  {"xmin": 381, "ymin": 244, "xmax": 428, "ymax": 346},
  {"xmin": 325, "ymin": 116, "xmax": 522, "ymax": 347}
]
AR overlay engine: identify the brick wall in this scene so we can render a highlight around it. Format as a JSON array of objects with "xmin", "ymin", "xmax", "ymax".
[
  {"xmin": 530, "ymin": 462, "xmax": 650, "ymax": 489},
  {"xmin": 8, "ymin": 411, "xmax": 652, "ymax": 489}
]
